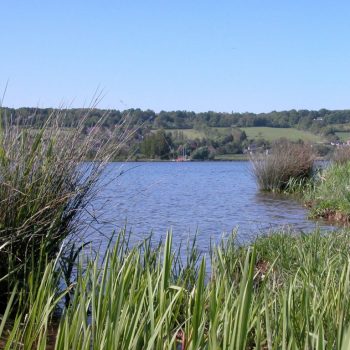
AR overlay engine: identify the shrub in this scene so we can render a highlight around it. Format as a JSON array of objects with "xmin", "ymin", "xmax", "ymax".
[
  {"xmin": 250, "ymin": 140, "xmax": 315, "ymax": 192},
  {"xmin": 0, "ymin": 107, "xmax": 133, "ymax": 308},
  {"xmin": 191, "ymin": 146, "xmax": 214, "ymax": 160}
]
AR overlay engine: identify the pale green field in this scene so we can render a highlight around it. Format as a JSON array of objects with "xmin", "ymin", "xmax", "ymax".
[
  {"xmin": 241, "ymin": 127, "xmax": 323, "ymax": 142},
  {"xmin": 165, "ymin": 127, "xmax": 239, "ymax": 139},
  {"xmin": 165, "ymin": 128, "xmax": 205, "ymax": 139},
  {"xmin": 328, "ymin": 123, "xmax": 350, "ymax": 129},
  {"xmin": 163, "ymin": 127, "xmax": 323, "ymax": 142},
  {"xmin": 335, "ymin": 131, "xmax": 350, "ymax": 142},
  {"xmin": 214, "ymin": 154, "xmax": 248, "ymax": 161}
]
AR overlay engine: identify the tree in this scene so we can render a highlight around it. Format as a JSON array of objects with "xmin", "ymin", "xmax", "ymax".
[
  {"xmin": 191, "ymin": 146, "xmax": 214, "ymax": 160},
  {"xmin": 140, "ymin": 130, "xmax": 173, "ymax": 159}
]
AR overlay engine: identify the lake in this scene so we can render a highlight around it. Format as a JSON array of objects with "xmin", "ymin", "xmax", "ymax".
[{"xmin": 85, "ymin": 161, "xmax": 334, "ymax": 253}]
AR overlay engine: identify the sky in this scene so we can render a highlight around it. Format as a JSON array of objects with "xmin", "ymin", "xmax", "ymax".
[{"xmin": 1, "ymin": 0, "xmax": 350, "ymax": 113}]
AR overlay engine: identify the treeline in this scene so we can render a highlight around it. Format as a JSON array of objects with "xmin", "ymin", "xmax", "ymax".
[
  {"xmin": 3, "ymin": 106, "xmax": 349, "ymax": 159},
  {"xmin": 3, "ymin": 107, "xmax": 350, "ymax": 132}
]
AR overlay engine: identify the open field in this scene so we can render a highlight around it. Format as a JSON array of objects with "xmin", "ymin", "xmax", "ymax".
[
  {"xmin": 163, "ymin": 127, "xmax": 323, "ymax": 142},
  {"xmin": 164, "ymin": 128, "xmax": 206, "ymax": 139},
  {"xmin": 328, "ymin": 123, "xmax": 350, "ymax": 130},
  {"xmin": 335, "ymin": 131, "xmax": 350, "ymax": 141},
  {"xmin": 214, "ymin": 153, "xmax": 248, "ymax": 161},
  {"xmin": 163, "ymin": 127, "xmax": 235, "ymax": 139},
  {"xmin": 241, "ymin": 127, "xmax": 323, "ymax": 142}
]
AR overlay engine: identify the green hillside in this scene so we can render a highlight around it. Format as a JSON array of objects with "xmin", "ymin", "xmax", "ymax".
[
  {"xmin": 164, "ymin": 127, "xmax": 323, "ymax": 143},
  {"xmin": 241, "ymin": 127, "xmax": 323, "ymax": 142},
  {"xmin": 335, "ymin": 131, "xmax": 350, "ymax": 142}
]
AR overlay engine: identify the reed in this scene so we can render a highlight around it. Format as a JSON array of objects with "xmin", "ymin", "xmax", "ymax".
[
  {"xmin": 250, "ymin": 140, "xmax": 314, "ymax": 192},
  {"xmin": 1, "ymin": 229, "xmax": 350, "ymax": 349},
  {"xmin": 0, "ymin": 106, "xmax": 134, "ymax": 310}
]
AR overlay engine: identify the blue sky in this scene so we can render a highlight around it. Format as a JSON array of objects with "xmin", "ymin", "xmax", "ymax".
[{"xmin": 1, "ymin": 1, "xmax": 350, "ymax": 112}]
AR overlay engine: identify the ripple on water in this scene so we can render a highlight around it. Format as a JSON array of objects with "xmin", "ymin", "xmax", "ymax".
[{"xmin": 83, "ymin": 161, "xmax": 336, "ymax": 253}]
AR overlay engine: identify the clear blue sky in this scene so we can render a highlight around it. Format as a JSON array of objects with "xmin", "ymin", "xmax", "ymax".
[{"xmin": 1, "ymin": 1, "xmax": 350, "ymax": 113}]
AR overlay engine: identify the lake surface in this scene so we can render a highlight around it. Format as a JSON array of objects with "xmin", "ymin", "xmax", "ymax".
[{"xmin": 85, "ymin": 161, "xmax": 334, "ymax": 253}]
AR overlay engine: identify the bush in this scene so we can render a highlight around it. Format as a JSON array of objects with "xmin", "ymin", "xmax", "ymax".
[
  {"xmin": 191, "ymin": 146, "xmax": 214, "ymax": 160},
  {"xmin": 250, "ymin": 140, "xmax": 315, "ymax": 192},
  {"xmin": 0, "ymin": 108, "xmax": 131, "ymax": 309}
]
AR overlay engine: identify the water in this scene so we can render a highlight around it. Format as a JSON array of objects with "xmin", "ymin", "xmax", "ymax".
[{"xmin": 85, "ymin": 161, "xmax": 334, "ymax": 253}]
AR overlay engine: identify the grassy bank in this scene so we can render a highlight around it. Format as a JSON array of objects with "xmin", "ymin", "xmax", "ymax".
[
  {"xmin": 1, "ymin": 230, "xmax": 350, "ymax": 348},
  {"xmin": 306, "ymin": 162, "xmax": 350, "ymax": 222},
  {"xmin": 249, "ymin": 141, "xmax": 350, "ymax": 223}
]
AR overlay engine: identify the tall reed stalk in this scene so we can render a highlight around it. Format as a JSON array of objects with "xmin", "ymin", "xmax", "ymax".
[
  {"xmin": 0, "ymin": 105, "xmax": 134, "ymax": 310},
  {"xmin": 250, "ymin": 140, "xmax": 314, "ymax": 192},
  {"xmin": 2, "ymin": 229, "xmax": 350, "ymax": 349}
]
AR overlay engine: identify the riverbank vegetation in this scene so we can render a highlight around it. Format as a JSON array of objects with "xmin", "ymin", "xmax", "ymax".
[
  {"xmin": 2, "ymin": 229, "xmax": 350, "ymax": 348},
  {"xmin": 0, "ymin": 107, "xmax": 135, "ymax": 312},
  {"xmin": 250, "ymin": 139, "xmax": 350, "ymax": 223},
  {"xmin": 250, "ymin": 140, "xmax": 314, "ymax": 192},
  {"xmin": 305, "ymin": 162, "xmax": 350, "ymax": 223}
]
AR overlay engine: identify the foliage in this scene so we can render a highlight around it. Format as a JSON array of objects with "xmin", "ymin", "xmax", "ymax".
[
  {"xmin": 191, "ymin": 146, "xmax": 214, "ymax": 160},
  {"xmin": 2, "ymin": 230, "xmax": 350, "ymax": 348},
  {"xmin": 306, "ymin": 162, "xmax": 350, "ymax": 221},
  {"xmin": 250, "ymin": 140, "xmax": 315, "ymax": 192},
  {"xmin": 5, "ymin": 106, "xmax": 350, "ymax": 144},
  {"xmin": 168, "ymin": 127, "xmax": 247, "ymax": 159},
  {"xmin": 5, "ymin": 107, "xmax": 350, "ymax": 132},
  {"xmin": 6, "ymin": 107, "xmax": 349, "ymax": 160},
  {"xmin": 140, "ymin": 129, "xmax": 174, "ymax": 159},
  {"xmin": 0, "ymin": 108, "xmax": 132, "ymax": 311}
]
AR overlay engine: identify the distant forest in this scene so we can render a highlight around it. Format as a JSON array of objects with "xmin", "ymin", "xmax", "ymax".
[
  {"xmin": 2, "ymin": 107, "xmax": 350, "ymax": 159},
  {"xmin": 3, "ymin": 107, "xmax": 350, "ymax": 134}
]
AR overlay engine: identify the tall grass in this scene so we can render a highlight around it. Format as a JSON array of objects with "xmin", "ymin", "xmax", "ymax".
[
  {"xmin": 305, "ymin": 162, "xmax": 350, "ymax": 221},
  {"xmin": 0, "ymin": 106, "xmax": 134, "ymax": 310},
  {"xmin": 250, "ymin": 140, "xmax": 314, "ymax": 192},
  {"xmin": 2, "ymin": 230, "xmax": 350, "ymax": 349}
]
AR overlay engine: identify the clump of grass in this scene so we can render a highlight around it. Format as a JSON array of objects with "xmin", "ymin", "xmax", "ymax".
[
  {"xmin": 0, "ymin": 105, "xmax": 134, "ymax": 310},
  {"xmin": 332, "ymin": 146, "xmax": 350, "ymax": 165},
  {"xmin": 250, "ymin": 140, "xmax": 315, "ymax": 192},
  {"xmin": 2, "ymin": 229, "xmax": 350, "ymax": 349},
  {"xmin": 306, "ymin": 162, "xmax": 350, "ymax": 221}
]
